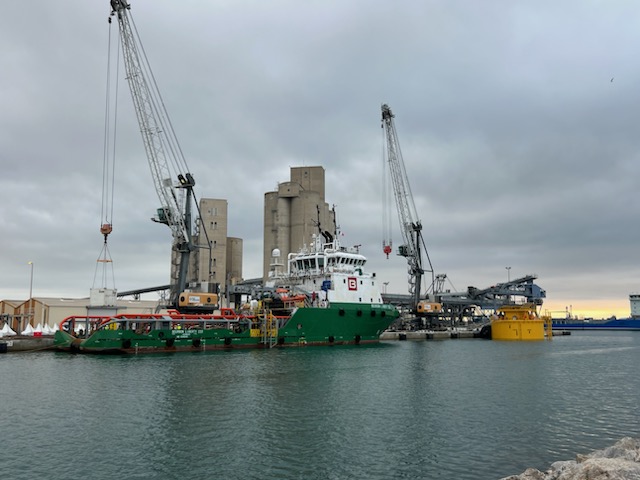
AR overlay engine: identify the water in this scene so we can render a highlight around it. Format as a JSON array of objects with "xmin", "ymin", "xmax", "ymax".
[{"xmin": 1, "ymin": 331, "xmax": 639, "ymax": 479}]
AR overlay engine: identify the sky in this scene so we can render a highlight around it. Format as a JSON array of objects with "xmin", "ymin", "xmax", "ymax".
[{"xmin": 2, "ymin": 0, "xmax": 639, "ymax": 319}]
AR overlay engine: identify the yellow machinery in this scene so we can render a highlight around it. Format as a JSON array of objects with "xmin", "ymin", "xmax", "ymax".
[
  {"xmin": 491, "ymin": 303, "xmax": 551, "ymax": 341},
  {"xmin": 416, "ymin": 301, "xmax": 442, "ymax": 315},
  {"xmin": 177, "ymin": 292, "xmax": 219, "ymax": 313}
]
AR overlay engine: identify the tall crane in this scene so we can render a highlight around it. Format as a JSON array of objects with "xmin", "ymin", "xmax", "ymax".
[
  {"xmin": 381, "ymin": 104, "xmax": 435, "ymax": 310},
  {"xmin": 109, "ymin": 1, "xmax": 209, "ymax": 310}
]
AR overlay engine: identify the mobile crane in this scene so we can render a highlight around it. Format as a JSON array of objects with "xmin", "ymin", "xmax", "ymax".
[
  {"xmin": 381, "ymin": 105, "xmax": 548, "ymax": 326},
  {"xmin": 381, "ymin": 104, "xmax": 436, "ymax": 314},
  {"xmin": 109, "ymin": 1, "xmax": 215, "ymax": 312}
]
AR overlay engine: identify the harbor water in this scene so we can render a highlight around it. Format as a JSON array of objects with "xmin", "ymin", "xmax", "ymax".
[{"xmin": 1, "ymin": 331, "xmax": 639, "ymax": 479}]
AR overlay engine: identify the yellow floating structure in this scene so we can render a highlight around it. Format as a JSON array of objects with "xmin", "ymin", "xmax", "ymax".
[{"xmin": 490, "ymin": 303, "xmax": 552, "ymax": 341}]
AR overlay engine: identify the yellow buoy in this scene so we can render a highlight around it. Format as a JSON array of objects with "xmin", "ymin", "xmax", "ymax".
[{"xmin": 490, "ymin": 304, "xmax": 550, "ymax": 341}]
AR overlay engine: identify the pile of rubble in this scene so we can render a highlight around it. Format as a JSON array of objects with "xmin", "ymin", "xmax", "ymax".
[{"xmin": 502, "ymin": 437, "xmax": 640, "ymax": 480}]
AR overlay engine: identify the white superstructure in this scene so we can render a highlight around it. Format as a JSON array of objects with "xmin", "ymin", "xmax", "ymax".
[
  {"xmin": 268, "ymin": 233, "xmax": 383, "ymax": 305},
  {"xmin": 630, "ymin": 293, "xmax": 640, "ymax": 318}
]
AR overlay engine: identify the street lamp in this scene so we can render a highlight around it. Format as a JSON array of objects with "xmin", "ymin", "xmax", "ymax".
[
  {"xmin": 28, "ymin": 261, "xmax": 34, "ymax": 299},
  {"xmin": 505, "ymin": 266, "xmax": 511, "ymax": 282},
  {"xmin": 25, "ymin": 261, "xmax": 34, "ymax": 331},
  {"xmin": 383, "ymin": 282, "xmax": 389, "ymax": 294}
]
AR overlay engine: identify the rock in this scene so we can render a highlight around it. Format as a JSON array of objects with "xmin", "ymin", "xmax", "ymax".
[
  {"xmin": 501, "ymin": 467, "xmax": 548, "ymax": 480},
  {"xmin": 585, "ymin": 437, "xmax": 640, "ymax": 463},
  {"xmin": 501, "ymin": 437, "xmax": 640, "ymax": 480}
]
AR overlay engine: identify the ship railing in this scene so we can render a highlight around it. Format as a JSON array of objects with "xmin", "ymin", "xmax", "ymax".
[
  {"xmin": 58, "ymin": 315, "xmax": 112, "ymax": 338},
  {"xmin": 58, "ymin": 312, "xmax": 261, "ymax": 339},
  {"xmin": 304, "ymin": 296, "xmax": 313, "ymax": 308},
  {"xmin": 258, "ymin": 311, "xmax": 278, "ymax": 348}
]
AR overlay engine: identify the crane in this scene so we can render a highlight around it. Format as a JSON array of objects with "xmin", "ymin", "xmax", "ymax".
[
  {"xmin": 109, "ymin": 1, "xmax": 212, "ymax": 311},
  {"xmin": 381, "ymin": 104, "xmax": 435, "ymax": 311}
]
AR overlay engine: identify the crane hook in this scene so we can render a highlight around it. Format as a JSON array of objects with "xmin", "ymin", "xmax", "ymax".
[{"xmin": 100, "ymin": 223, "xmax": 113, "ymax": 244}]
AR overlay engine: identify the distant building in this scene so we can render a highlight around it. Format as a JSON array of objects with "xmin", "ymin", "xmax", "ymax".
[
  {"xmin": 263, "ymin": 166, "xmax": 334, "ymax": 280},
  {"xmin": 0, "ymin": 297, "xmax": 160, "ymax": 333},
  {"xmin": 631, "ymin": 293, "xmax": 640, "ymax": 318}
]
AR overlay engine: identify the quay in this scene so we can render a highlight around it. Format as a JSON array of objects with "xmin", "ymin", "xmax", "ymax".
[
  {"xmin": 380, "ymin": 330, "xmax": 480, "ymax": 341},
  {"xmin": 0, "ymin": 336, "xmax": 55, "ymax": 353},
  {"xmin": 380, "ymin": 329, "xmax": 570, "ymax": 341}
]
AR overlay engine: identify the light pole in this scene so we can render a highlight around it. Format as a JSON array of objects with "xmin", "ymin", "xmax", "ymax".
[
  {"xmin": 383, "ymin": 282, "xmax": 389, "ymax": 294},
  {"xmin": 26, "ymin": 261, "xmax": 34, "ymax": 330},
  {"xmin": 505, "ymin": 266, "xmax": 511, "ymax": 282},
  {"xmin": 28, "ymin": 261, "xmax": 34, "ymax": 299}
]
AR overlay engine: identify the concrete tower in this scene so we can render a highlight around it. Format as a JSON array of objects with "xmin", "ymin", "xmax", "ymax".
[
  {"xmin": 263, "ymin": 166, "xmax": 334, "ymax": 280},
  {"xmin": 184, "ymin": 198, "xmax": 243, "ymax": 296}
]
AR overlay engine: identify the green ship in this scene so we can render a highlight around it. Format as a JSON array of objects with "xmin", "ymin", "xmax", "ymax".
[{"xmin": 54, "ymin": 232, "xmax": 399, "ymax": 354}]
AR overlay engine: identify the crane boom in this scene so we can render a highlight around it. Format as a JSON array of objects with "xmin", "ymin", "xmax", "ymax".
[
  {"xmin": 381, "ymin": 104, "xmax": 434, "ymax": 309},
  {"xmin": 110, "ymin": 0, "xmax": 195, "ymax": 306}
]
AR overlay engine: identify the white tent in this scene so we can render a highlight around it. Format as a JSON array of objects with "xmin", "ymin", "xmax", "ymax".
[
  {"xmin": 21, "ymin": 323, "xmax": 35, "ymax": 336},
  {"xmin": 1, "ymin": 323, "xmax": 16, "ymax": 336},
  {"xmin": 42, "ymin": 324, "xmax": 53, "ymax": 335}
]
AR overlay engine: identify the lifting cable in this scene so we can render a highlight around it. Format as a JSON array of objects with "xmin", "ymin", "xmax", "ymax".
[{"xmin": 93, "ymin": 15, "xmax": 119, "ymax": 290}]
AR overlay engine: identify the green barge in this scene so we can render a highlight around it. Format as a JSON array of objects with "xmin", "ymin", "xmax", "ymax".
[{"xmin": 54, "ymin": 302, "xmax": 398, "ymax": 353}]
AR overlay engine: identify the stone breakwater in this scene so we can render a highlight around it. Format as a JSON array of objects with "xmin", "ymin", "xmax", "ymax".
[{"xmin": 502, "ymin": 437, "xmax": 640, "ymax": 480}]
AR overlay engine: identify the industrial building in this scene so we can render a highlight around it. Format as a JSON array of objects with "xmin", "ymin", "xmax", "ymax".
[
  {"xmin": 0, "ymin": 296, "xmax": 159, "ymax": 333},
  {"xmin": 263, "ymin": 166, "xmax": 334, "ymax": 280},
  {"xmin": 184, "ymin": 198, "xmax": 243, "ymax": 295}
]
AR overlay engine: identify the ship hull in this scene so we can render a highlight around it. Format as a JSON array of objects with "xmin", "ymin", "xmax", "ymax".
[
  {"xmin": 54, "ymin": 303, "xmax": 399, "ymax": 354},
  {"xmin": 551, "ymin": 318, "xmax": 640, "ymax": 331}
]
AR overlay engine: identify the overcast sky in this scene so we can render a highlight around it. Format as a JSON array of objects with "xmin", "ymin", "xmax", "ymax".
[{"xmin": 2, "ymin": 0, "xmax": 639, "ymax": 318}]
